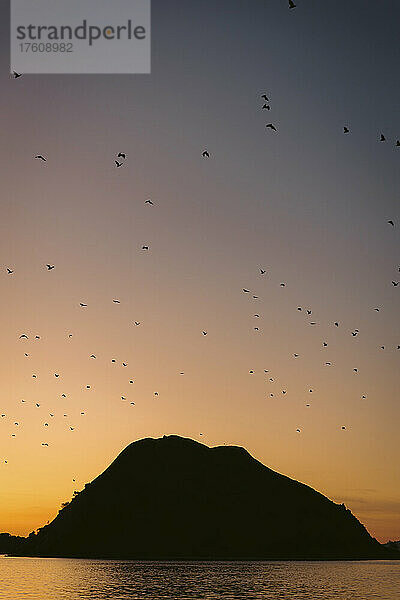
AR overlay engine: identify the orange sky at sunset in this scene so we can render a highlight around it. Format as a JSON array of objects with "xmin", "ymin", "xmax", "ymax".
[{"xmin": 1, "ymin": 0, "xmax": 399, "ymax": 543}]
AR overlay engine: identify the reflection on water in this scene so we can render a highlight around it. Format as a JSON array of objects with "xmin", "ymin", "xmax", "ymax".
[{"xmin": 0, "ymin": 558, "xmax": 399, "ymax": 600}]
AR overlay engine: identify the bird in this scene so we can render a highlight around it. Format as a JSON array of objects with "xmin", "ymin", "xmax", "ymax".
[
  {"xmin": 341, "ymin": 426, "xmax": 346, "ymax": 431},
  {"xmin": 334, "ymin": 322, "xmax": 339, "ymax": 327},
  {"xmin": 243, "ymin": 289, "xmax": 251, "ymax": 293},
  {"xmin": 260, "ymin": 268, "xmax": 267, "ymax": 275},
  {"xmin": 388, "ymin": 220, "xmax": 395, "ymax": 227},
  {"xmin": 297, "ymin": 307, "xmax": 302, "ymax": 311},
  {"xmin": 343, "ymin": 126, "xmax": 350, "ymax": 134},
  {"xmin": 122, "ymin": 363, "xmax": 128, "ymax": 367},
  {"xmin": 115, "ymin": 161, "xmax": 123, "ymax": 168},
  {"xmin": 374, "ymin": 308, "xmax": 380, "ymax": 312},
  {"xmin": 296, "ymin": 428, "xmax": 301, "ymax": 433},
  {"xmin": 90, "ymin": 355, "xmax": 96, "ymax": 359},
  {"xmin": 35, "ymin": 335, "xmax": 40, "ymax": 340},
  {"xmin": 261, "ymin": 94, "xmax": 270, "ymax": 101},
  {"xmin": 380, "ymin": 133, "xmax": 386, "ymax": 142},
  {"xmin": 46, "ymin": 264, "xmax": 55, "ymax": 270},
  {"xmin": 19, "ymin": 334, "xmax": 28, "ymax": 339},
  {"xmin": 306, "ymin": 310, "xmax": 312, "ymax": 315},
  {"xmin": 353, "ymin": 368, "xmax": 358, "ymax": 373},
  {"xmin": 202, "ymin": 331, "xmax": 208, "ymax": 336},
  {"xmin": 35, "ymin": 155, "xmax": 47, "ymax": 161},
  {"xmin": 117, "ymin": 152, "xmax": 126, "ymax": 159},
  {"xmin": 13, "ymin": 71, "xmax": 22, "ymax": 78},
  {"xmin": 113, "ymin": 299, "xmax": 121, "ymax": 304},
  {"xmin": 288, "ymin": 0, "xmax": 296, "ymax": 8},
  {"xmin": 396, "ymin": 140, "xmax": 400, "ymax": 147},
  {"xmin": 79, "ymin": 303, "xmax": 88, "ymax": 307},
  {"xmin": 262, "ymin": 104, "xmax": 271, "ymax": 110},
  {"xmin": 280, "ymin": 283, "xmax": 286, "ymax": 287},
  {"xmin": 69, "ymin": 427, "xmax": 74, "ymax": 431},
  {"xmin": 392, "ymin": 281, "xmax": 399, "ymax": 287},
  {"xmin": 325, "ymin": 362, "xmax": 332, "ymax": 366},
  {"xmin": 142, "ymin": 245, "xmax": 149, "ymax": 251},
  {"xmin": 202, "ymin": 150, "xmax": 210, "ymax": 158},
  {"xmin": 266, "ymin": 123, "xmax": 277, "ymax": 131},
  {"xmin": 134, "ymin": 321, "xmax": 141, "ymax": 326},
  {"xmin": 323, "ymin": 342, "xmax": 328, "ymax": 347},
  {"xmin": 293, "ymin": 353, "xmax": 299, "ymax": 358},
  {"xmin": 351, "ymin": 331, "xmax": 358, "ymax": 337},
  {"xmin": 54, "ymin": 374, "xmax": 59, "ymax": 378},
  {"xmin": 145, "ymin": 199, "xmax": 154, "ymax": 205},
  {"xmin": 6, "ymin": 268, "xmax": 14, "ymax": 274}
]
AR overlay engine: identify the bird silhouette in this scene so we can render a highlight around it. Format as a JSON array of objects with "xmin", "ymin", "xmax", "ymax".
[
  {"xmin": 142, "ymin": 245, "xmax": 149, "ymax": 251},
  {"xmin": 145, "ymin": 199, "xmax": 154, "ymax": 205},
  {"xmin": 46, "ymin": 264, "xmax": 55, "ymax": 270},
  {"xmin": 202, "ymin": 331, "xmax": 208, "ymax": 336},
  {"xmin": 6, "ymin": 268, "xmax": 14, "ymax": 274},
  {"xmin": 90, "ymin": 355, "xmax": 96, "ymax": 359},
  {"xmin": 266, "ymin": 123, "xmax": 277, "ymax": 131},
  {"xmin": 396, "ymin": 140, "xmax": 400, "ymax": 147},
  {"xmin": 113, "ymin": 300, "xmax": 121, "ymax": 304},
  {"xmin": 35, "ymin": 155, "xmax": 47, "ymax": 161},
  {"xmin": 343, "ymin": 126, "xmax": 350, "ymax": 134},
  {"xmin": 388, "ymin": 220, "xmax": 395, "ymax": 227},
  {"xmin": 117, "ymin": 152, "xmax": 126, "ymax": 159},
  {"xmin": 202, "ymin": 150, "xmax": 210, "ymax": 158},
  {"xmin": 260, "ymin": 268, "xmax": 267, "ymax": 275},
  {"xmin": 288, "ymin": 0, "xmax": 296, "ymax": 8},
  {"xmin": 79, "ymin": 303, "xmax": 88, "ymax": 307},
  {"xmin": 19, "ymin": 334, "xmax": 28, "ymax": 339},
  {"xmin": 115, "ymin": 161, "xmax": 123, "ymax": 168},
  {"xmin": 262, "ymin": 104, "xmax": 271, "ymax": 110},
  {"xmin": 261, "ymin": 94, "xmax": 270, "ymax": 101},
  {"xmin": 13, "ymin": 71, "xmax": 22, "ymax": 78},
  {"xmin": 380, "ymin": 133, "xmax": 386, "ymax": 142}
]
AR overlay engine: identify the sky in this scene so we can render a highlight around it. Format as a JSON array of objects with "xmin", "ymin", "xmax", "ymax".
[{"xmin": 0, "ymin": 0, "xmax": 399, "ymax": 543}]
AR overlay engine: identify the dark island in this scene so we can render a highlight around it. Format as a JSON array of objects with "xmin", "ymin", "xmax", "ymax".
[{"xmin": 1, "ymin": 435, "xmax": 399, "ymax": 560}]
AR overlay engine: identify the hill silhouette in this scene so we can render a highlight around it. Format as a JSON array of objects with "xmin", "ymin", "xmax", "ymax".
[{"xmin": 6, "ymin": 435, "xmax": 398, "ymax": 559}]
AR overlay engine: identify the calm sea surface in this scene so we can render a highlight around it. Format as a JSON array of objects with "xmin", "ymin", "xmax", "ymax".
[{"xmin": 0, "ymin": 558, "xmax": 398, "ymax": 600}]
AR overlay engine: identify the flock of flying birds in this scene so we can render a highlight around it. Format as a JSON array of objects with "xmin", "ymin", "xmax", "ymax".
[
  {"xmin": 2, "ymin": 204, "xmax": 398, "ymax": 457},
  {"xmin": 5, "ymin": 17, "xmax": 400, "ymax": 468}
]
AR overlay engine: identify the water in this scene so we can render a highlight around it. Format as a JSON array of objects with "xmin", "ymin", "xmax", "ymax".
[{"xmin": 0, "ymin": 558, "xmax": 398, "ymax": 599}]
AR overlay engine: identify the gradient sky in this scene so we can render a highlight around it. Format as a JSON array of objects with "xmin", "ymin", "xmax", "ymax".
[{"xmin": 0, "ymin": 0, "xmax": 399, "ymax": 542}]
